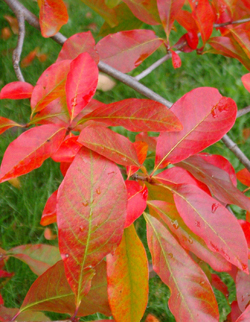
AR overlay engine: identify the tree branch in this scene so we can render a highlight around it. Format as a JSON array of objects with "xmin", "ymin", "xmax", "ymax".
[
  {"xmin": 237, "ymin": 106, "xmax": 250, "ymax": 118},
  {"xmin": 12, "ymin": 11, "xmax": 25, "ymax": 82},
  {"xmin": 214, "ymin": 17, "xmax": 250, "ymax": 28},
  {"xmin": 134, "ymin": 53, "xmax": 172, "ymax": 81},
  {"xmin": 221, "ymin": 134, "xmax": 250, "ymax": 172}
]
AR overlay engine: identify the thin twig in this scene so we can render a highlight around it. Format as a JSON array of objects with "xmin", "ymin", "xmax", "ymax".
[
  {"xmin": 237, "ymin": 106, "xmax": 250, "ymax": 118},
  {"xmin": 12, "ymin": 11, "xmax": 25, "ymax": 82},
  {"xmin": 134, "ymin": 53, "xmax": 172, "ymax": 81},
  {"xmin": 99, "ymin": 62, "xmax": 173, "ymax": 107},
  {"xmin": 214, "ymin": 17, "xmax": 250, "ymax": 28},
  {"xmin": 221, "ymin": 134, "xmax": 250, "ymax": 172}
]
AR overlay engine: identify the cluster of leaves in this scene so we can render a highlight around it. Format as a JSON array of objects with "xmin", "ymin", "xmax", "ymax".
[{"xmin": 1, "ymin": 0, "xmax": 250, "ymax": 321}]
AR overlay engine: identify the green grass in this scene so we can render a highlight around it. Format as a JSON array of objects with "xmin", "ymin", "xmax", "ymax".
[{"xmin": 1, "ymin": 0, "xmax": 250, "ymax": 321}]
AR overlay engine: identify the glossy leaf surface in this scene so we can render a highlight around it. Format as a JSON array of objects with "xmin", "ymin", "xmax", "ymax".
[
  {"xmin": 96, "ymin": 30, "xmax": 163, "ymax": 73},
  {"xmin": 157, "ymin": 0, "xmax": 185, "ymax": 41},
  {"xmin": 177, "ymin": 154, "xmax": 250, "ymax": 211},
  {"xmin": 18, "ymin": 260, "xmax": 111, "ymax": 317},
  {"xmin": 39, "ymin": 0, "xmax": 68, "ymax": 37},
  {"xmin": 145, "ymin": 213, "xmax": 219, "ymax": 322},
  {"xmin": 126, "ymin": 141, "xmax": 148, "ymax": 178},
  {"xmin": 57, "ymin": 147, "xmax": 127, "ymax": 304},
  {"xmin": 40, "ymin": 190, "xmax": 58, "ymax": 226},
  {"xmin": 174, "ymin": 184, "xmax": 248, "ymax": 272},
  {"xmin": 8, "ymin": 244, "xmax": 61, "ymax": 275},
  {"xmin": 80, "ymin": 98, "xmax": 182, "ymax": 132},
  {"xmin": 147, "ymin": 200, "xmax": 231, "ymax": 272},
  {"xmin": 125, "ymin": 181, "xmax": 148, "ymax": 228},
  {"xmin": 122, "ymin": 0, "xmax": 160, "ymax": 25},
  {"xmin": 78, "ymin": 125, "xmax": 140, "ymax": 166},
  {"xmin": 31, "ymin": 60, "xmax": 71, "ymax": 113},
  {"xmin": 107, "ymin": 224, "xmax": 148, "ymax": 322},
  {"xmin": 57, "ymin": 31, "xmax": 99, "ymax": 63},
  {"xmin": 66, "ymin": 53, "xmax": 98, "ymax": 120},
  {"xmin": 0, "ymin": 124, "xmax": 66, "ymax": 183},
  {"xmin": 0, "ymin": 81, "xmax": 34, "ymax": 99},
  {"xmin": 155, "ymin": 87, "xmax": 237, "ymax": 169}
]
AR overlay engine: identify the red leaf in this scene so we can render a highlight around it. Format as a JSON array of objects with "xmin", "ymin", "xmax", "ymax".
[
  {"xmin": 18, "ymin": 260, "xmax": 111, "ymax": 317},
  {"xmin": 51, "ymin": 136, "xmax": 82, "ymax": 162},
  {"xmin": 8, "ymin": 244, "xmax": 61, "ymax": 276},
  {"xmin": 31, "ymin": 60, "xmax": 71, "ymax": 113},
  {"xmin": 157, "ymin": 0, "xmax": 185, "ymax": 42},
  {"xmin": 208, "ymin": 34, "xmax": 250, "ymax": 71},
  {"xmin": 177, "ymin": 154, "xmax": 250, "ymax": 212},
  {"xmin": 235, "ymin": 306, "xmax": 250, "ymax": 322},
  {"xmin": 126, "ymin": 141, "xmax": 148, "ymax": 178},
  {"xmin": 39, "ymin": 0, "xmax": 68, "ymax": 37},
  {"xmin": 171, "ymin": 50, "xmax": 182, "ymax": 69},
  {"xmin": 154, "ymin": 166, "xmax": 211, "ymax": 195},
  {"xmin": 0, "ymin": 270, "xmax": 14, "ymax": 278},
  {"xmin": 176, "ymin": 9, "xmax": 199, "ymax": 35},
  {"xmin": 30, "ymin": 96, "xmax": 70, "ymax": 127},
  {"xmin": 155, "ymin": 87, "xmax": 237, "ymax": 169},
  {"xmin": 57, "ymin": 31, "xmax": 99, "ymax": 63},
  {"xmin": 57, "ymin": 147, "xmax": 127, "ymax": 305},
  {"xmin": 66, "ymin": 53, "xmax": 98, "ymax": 120},
  {"xmin": 122, "ymin": 0, "xmax": 160, "ymax": 25},
  {"xmin": 80, "ymin": 98, "xmax": 182, "ymax": 132},
  {"xmin": 0, "ymin": 81, "xmax": 34, "ymax": 99},
  {"xmin": 40, "ymin": 190, "xmax": 58, "ymax": 226},
  {"xmin": 136, "ymin": 132, "xmax": 157, "ymax": 151},
  {"xmin": 78, "ymin": 125, "xmax": 141, "ymax": 167},
  {"xmin": 211, "ymin": 273, "xmax": 229, "ymax": 298},
  {"xmin": 0, "ymin": 294, "xmax": 3, "ymax": 305},
  {"xmin": 238, "ymin": 220, "xmax": 250, "ymax": 249},
  {"xmin": 228, "ymin": 301, "xmax": 242, "ymax": 322},
  {"xmin": 60, "ymin": 161, "xmax": 71, "ymax": 176},
  {"xmin": 148, "ymin": 200, "xmax": 231, "ymax": 272},
  {"xmin": 242, "ymin": 73, "xmax": 250, "ymax": 93},
  {"xmin": 125, "ymin": 181, "xmax": 148, "ymax": 227},
  {"xmin": 0, "ymin": 124, "xmax": 66, "ymax": 183},
  {"xmin": 145, "ymin": 213, "xmax": 219, "ymax": 322},
  {"xmin": 0, "ymin": 307, "xmax": 50, "ymax": 322},
  {"xmin": 192, "ymin": 0, "xmax": 215, "ymax": 45},
  {"xmin": 236, "ymin": 261, "xmax": 250, "ymax": 312},
  {"xmin": 174, "ymin": 184, "xmax": 248, "ymax": 272},
  {"xmin": 237, "ymin": 168, "xmax": 250, "ymax": 186},
  {"xmin": 228, "ymin": 23, "xmax": 250, "ymax": 60},
  {"xmin": 0, "ymin": 117, "xmax": 23, "ymax": 135},
  {"xmin": 96, "ymin": 30, "xmax": 163, "ymax": 73},
  {"xmin": 107, "ymin": 224, "xmax": 148, "ymax": 321}
]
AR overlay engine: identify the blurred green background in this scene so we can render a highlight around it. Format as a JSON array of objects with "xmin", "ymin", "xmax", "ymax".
[{"xmin": 0, "ymin": 0, "xmax": 250, "ymax": 321}]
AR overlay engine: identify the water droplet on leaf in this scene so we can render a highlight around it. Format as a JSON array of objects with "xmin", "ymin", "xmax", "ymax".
[
  {"xmin": 82, "ymin": 201, "xmax": 89, "ymax": 207},
  {"xmin": 168, "ymin": 253, "xmax": 173, "ymax": 259},
  {"xmin": 195, "ymin": 221, "xmax": 201, "ymax": 228},
  {"xmin": 96, "ymin": 188, "xmax": 101, "ymax": 194},
  {"xmin": 188, "ymin": 237, "xmax": 193, "ymax": 244},
  {"xmin": 79, "ymin": 226, "xmax": 84, "ymax": 232}
]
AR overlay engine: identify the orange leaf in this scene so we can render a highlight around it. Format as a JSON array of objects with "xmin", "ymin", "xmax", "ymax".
[
  {"xmin": 4, "ymin": 15, "xmax": 18, "ymax": 34},
  {"xmin": 39, "ymin": 0, "xmax": 68, "ymax": 37}
]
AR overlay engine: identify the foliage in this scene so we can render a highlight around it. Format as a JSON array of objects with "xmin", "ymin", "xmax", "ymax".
[{"xmin": 1, "ymin": 0, "xmax": 250, "ymax": 321}]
